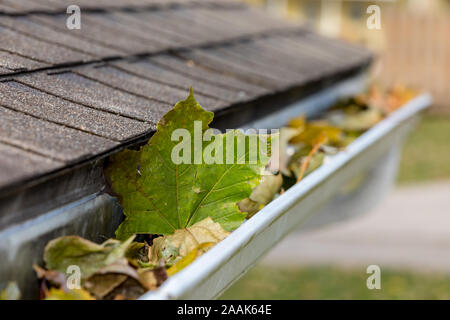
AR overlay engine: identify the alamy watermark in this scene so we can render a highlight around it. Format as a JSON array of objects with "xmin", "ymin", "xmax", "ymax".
[
  {"xmin": 66, "ymin": 265, "xmax": 81, "ymax": 290},
  {"xmin": 170, "ymin": 121, "xmax": 279, "ymax": 172},
  {"xmin": 367, "ymin": 5, "xmax": 381, "ymax": 30},
  {"xmin": 366, "ymin": 265, "xmax": 381, "ymax": 290},
  {"xmin": 66, "ymin": 5, "xmax": 81, "ymax": 30}
]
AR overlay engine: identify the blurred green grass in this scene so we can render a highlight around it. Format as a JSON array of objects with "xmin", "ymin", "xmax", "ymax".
[
  {"xmin": 397, "ymin": 114, "xmax": 450, "ymax": 184},
  {"xmin": 220, "ymin": 266, "xmax": 450, "ymax": 300}
]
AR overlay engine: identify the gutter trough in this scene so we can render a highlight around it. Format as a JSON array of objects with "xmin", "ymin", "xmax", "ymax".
[{"xmin": 140, "ymin": 90, "xmax": 431, "ymax": 300}]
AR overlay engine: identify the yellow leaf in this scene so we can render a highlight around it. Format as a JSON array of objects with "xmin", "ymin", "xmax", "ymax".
[
  {"xmin": 166, "ymin": 242, "xmax": 214, "ymax": 276},
  {"xmin": 287, "ymin": 115, "xmax": 306, "ymax": 129},
  {"xmin": 290, "ymin": 123, "xmax": 342, "ymax": 146},
  {"xmin": 295, "ymin": 133, "xmax": 327, "ymax": 182}
]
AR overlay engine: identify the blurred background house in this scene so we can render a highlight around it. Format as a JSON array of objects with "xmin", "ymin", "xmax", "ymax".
[{"xmin": 245, "ymin": 0, "xmax": 450, "ymax": 114}]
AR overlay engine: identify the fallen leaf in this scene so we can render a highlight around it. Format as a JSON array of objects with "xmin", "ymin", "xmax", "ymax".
[
  {"xmin": 287, "ymin": 115, "xmax": 306, "ymax": 129},
  {"xmin": 289, "ymin": 145, "xmax": 325, "ymax": 181},
  {"xmin": 238, "ymin": 172, "xmax": 283, "ymax": 218},
  {"xmin": 150, "ymin": 217, "xmax": 229, "ymax": 266},
  {"xmin": 290, "ymin": 122, "xmax": 342, "ymax": 146},
  {"xmin": 33, "ymin": 264, "xmax": 67, "ymax": 290},
  {"xmin": 103, "ymin": 278, "xmax": 145, "ymax": 300},
  {"xmin": 296, "ymin": 134, "xmax": 327, "ymax": 182},
  {"xmin": 166, "ymin": 242, "xmax": 214, "ymax": 276},
  {"xmin": 45, "ymin": 288, "xmax": 95, "ymax": 300},
  {"xmin": 44, "ymin": 235, "xmax": 135, "ymax": 279},
  {"xmin": 136, "ymin": 269, "xmax": 158, "ymax": 290},
  {"xmin": 83, "ymin": 274, "xmax": 128, "ymax": 299},
  {"xmin": 326, "ymin": 108, "xmax": 382, "ymax": 132},
  {"xmin": 125, "ymin": 242, "xmax": 150, "ymax": 268},
  {"xmin": 249, "ymin": 172, "xmax": 283, "ymax": 205},
  {"xmin": 106, "ymin": 90, "xmax": 272, "ymax": 240},
  {"xmin": 152, "ymin": 266, "xmax": 169, "ymax": 286},
  {"xmin": 237, "ymin": 198, "xmax": 262, "ymax": 218},
  {"xmin": 267, "ymin": 127, "xmax": 301, "ymax": 176}
]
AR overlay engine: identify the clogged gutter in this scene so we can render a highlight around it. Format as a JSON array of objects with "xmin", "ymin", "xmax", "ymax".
[{"xmin": 0, "ymin": 85, "xmax": 417, "ymax": 300}]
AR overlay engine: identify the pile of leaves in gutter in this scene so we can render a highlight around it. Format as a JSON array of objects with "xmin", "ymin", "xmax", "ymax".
[{"xmin": 0, "ymin": 85, "xmax": 416, "ymax": 300}]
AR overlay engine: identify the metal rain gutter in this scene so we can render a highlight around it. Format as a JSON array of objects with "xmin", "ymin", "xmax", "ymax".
[{"xmin": 140, "ymin": 93, "xmax": 432, "ymax": 300}]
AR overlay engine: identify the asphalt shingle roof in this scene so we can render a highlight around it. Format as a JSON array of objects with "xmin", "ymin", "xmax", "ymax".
[{"xmin": 0, "ymin": 0, "xmax": 372, "ymax": 225}]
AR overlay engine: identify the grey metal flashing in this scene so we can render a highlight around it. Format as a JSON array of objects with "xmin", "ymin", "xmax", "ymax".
[
  {"xmin": 0, "ymin": 160, "xmax": 105, "ymax": 230},
  {"xmin": 0, "ymin": 193, "xmax": 123, "ymax": 299}
]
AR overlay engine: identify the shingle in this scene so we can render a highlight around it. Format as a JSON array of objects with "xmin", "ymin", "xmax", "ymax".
[
  {"xmin": 0, "ymin": 3, "xmax": 19, "ymax": 13},
  {"xmin": 0, "ymin": 0, "xmax": 222, "ymax": 13},
  {"xmin": 129, "ymin": 10, "xmax": 212, "ymax": 44},
  {"xmin": 26, "ymin": 7, "xmax": 286, "ymax": 62},
  {"xmin": 106, "ymin": 12, "xmax": 195, "ymax": 47},
  {"xmin": 0, "ymin": 50, "xmax": 49, "ymax": 72},
  {"xmin": 251, "ymin": 36, "xmax": 337, "ymax": 74},
  {"xmin": 0, "ymin": 6, "xmax": 302, "ymax": 78},
  {"xmin": 113, "ymin": 59, "xmax": 248, "ymax": 107},
  {"xmin": 0, "ymin": 16, "xmax": 122, "ymax": 58},
  {"xmin": 17, "ymin": 71, "xmax": 170, "ymax": 123},
  {"xmin": 153, "ymin": 7, "xmax": 268, "ymax": 43},
  {"xmin": 302, "ymin": 33, "xmax": 372, "ymax": 65},
  {"xmin": 159, "ymin": 9, "xmax": 232, "ymax": 41},
  {"xmin": 0, "ymin": 0, "xmax": 136, "ymax": 12},
  {"xmin": 135, "ymin": 7, "xmax": 264, "ymax": 45},
  {"xmin": 0, "ymin": 25, "xmax": 91, "ymax": 65},
  {"xmin": 74, "ymin": 64, "xmax": 225, "ymax": 109},
  {"xmin": 81, "ymin": 14, "xmax": 172, "ymax": 50},
  {"xmin": 208, "ymin": 46, "xmax": 306, "ymax": 84},
  {"xmin": 180, "ymin": 8, "xmax": 262, "ymax": 38},
  {"xmin": 0, "ymin": 142, "xmax": 62, "ymax": 189},
  {"xmin": 0, "ymin": 81, "xmax": 152, "ymax": 141},
  {"xmin": 31, "ymin": 0, "xmax": 201, "ymax": 11},
  {"xmin": 31, "ymin": 15, "xmax": 159, "ymax": 55},
  {"xmin": 220, "ymin": 38, "xmax": 324, "ymax": 79},
  {"xmin": 176, "ymin": 49, "xmax": 282, "ymax": 89},
  {"xmin": 194, "ymin": 7, "xmax": 292, "ymax": 36},
  {"xmin": 151, "ymin": 54, "xmax": 267, "ymax": 95},
  {"xmin": 0, "ymin": 0, "xmax": 55, "ymax": 12},
  {"xmin": 220, "ymin": 37, "xmax": 338, "ymax": 83},
  {"xmin": 0, "ymin": 106, "xmax": 118, "ymax": 162},
  {"xmin": 277, "ymin": 35, "xmax": 354, "ymax": 67}
]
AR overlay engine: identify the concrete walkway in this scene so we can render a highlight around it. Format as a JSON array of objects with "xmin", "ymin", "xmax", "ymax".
[{"xmin": 262, "ymin": 181, "xmax": 450, "ymax": 272}]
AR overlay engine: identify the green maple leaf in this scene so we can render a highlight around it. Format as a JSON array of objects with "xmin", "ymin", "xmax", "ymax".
[{"xmin": 106, "ymin": 89, "xmax": 272, "ymax": 239}]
